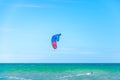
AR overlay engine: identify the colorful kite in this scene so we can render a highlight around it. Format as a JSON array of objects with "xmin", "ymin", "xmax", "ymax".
[{"xmin": 51, "ymin": 33, "xmax": 61, "ymax": 49}]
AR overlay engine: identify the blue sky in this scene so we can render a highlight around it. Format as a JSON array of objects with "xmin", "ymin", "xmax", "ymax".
[{"xmin": 0, "ymin": 0, "xmax": 120, "ymax": 63}]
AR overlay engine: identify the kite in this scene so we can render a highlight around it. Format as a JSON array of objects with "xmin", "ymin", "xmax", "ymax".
[{"xmin": 51, "ymin": 33, "xmax": 61, "ymax": 49}]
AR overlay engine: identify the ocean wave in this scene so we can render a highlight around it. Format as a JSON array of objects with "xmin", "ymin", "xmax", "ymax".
[
  {"xmin": 3, "ymin": 76, "xmax": 32, "ymax": 80},
  {"xmin": 60, "ymin": 72, "xmax": 93, "ymax": 79},
  {"xmin": 76, "ymin": 72, "xmax": 93, "ymax": 76}
]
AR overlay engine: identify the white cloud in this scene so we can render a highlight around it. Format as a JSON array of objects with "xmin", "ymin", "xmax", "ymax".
[
  {"xmin": 51, "ymin": 47, "xmax": 97, "ymax": 54},
  {"xmin": 0, "ymin": 53, "xmax": 46, "ymax": 63},
  {"xmin": 58, "ymin": 47, "xmax": 75, "ymax": 51},
  {"xmin": 0, "ymin": 54, "xmax": 12, "ymax": 62}
]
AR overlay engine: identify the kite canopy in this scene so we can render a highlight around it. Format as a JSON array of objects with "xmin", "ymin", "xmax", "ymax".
[{"xmin": 51, "ymin": 33, "xmax": 61, "ymax": 49}]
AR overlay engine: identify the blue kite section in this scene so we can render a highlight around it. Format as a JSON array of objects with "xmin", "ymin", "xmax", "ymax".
[{"xmin": 51, "ymin": 33, "xmax": 61, "ymax": 42}]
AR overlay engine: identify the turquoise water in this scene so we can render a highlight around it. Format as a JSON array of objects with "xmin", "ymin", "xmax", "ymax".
[{"xmin": 0, "ymin": 63, "xmax": 120, "ymax": 80}]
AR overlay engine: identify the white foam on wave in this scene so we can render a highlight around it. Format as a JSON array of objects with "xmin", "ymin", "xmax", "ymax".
[
  {"xmin": 76, "ymin": 72, "xmax": 93, "ymax": 76},
  {"xmin": 62, "ymin": 75, "xmax": 73, "ymax": 78},
  {"xmin": 5, "ymin": 76, "xmax": 32, "ymax": 80},
  {"xmin": 60, "ymin": 72, "xmax": 93, "ymax": 79}
]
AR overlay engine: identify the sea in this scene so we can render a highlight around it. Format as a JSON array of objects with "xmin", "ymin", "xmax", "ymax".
[{"xmin": 0, "ymin": 63, "xmax": 120, "ymax": 80}]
